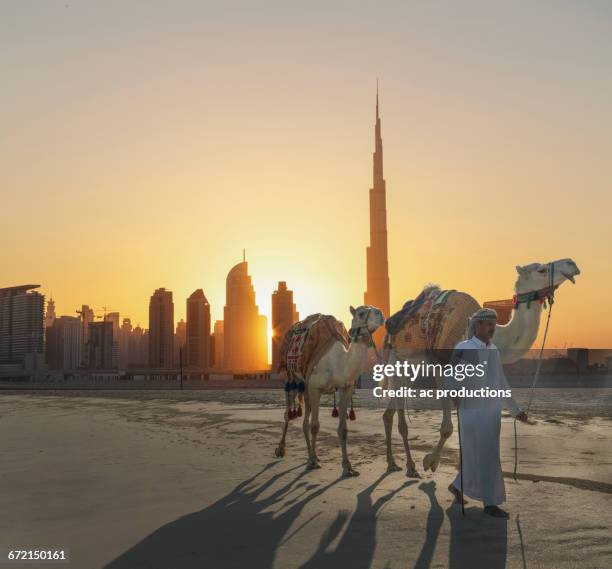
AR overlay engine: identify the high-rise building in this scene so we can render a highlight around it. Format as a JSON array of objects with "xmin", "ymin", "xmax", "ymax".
[
  {"xmin": 271, "ymin": 281, "xmax": 299, "ymax": 371},
  {"xmin": 186, "ymin": 289, "xmax": 211, "ymax": 372},
  {"xmin": 148, "ymin": 288, "xmax": 174, "ymax": 368},
  {"xmin": 213, "ymin": 320, "xmax": 224, "ymax": 370},
  {"xmin": 44, "ymin": 296, "xmax": 56, "ymax": 329},
  {"xmin": 87, "ymin": 320, "xmax": 114, "ymax": 369},
  {"xmin": 105, "ymin": 311, "xmax": 120, "ymax": 367},
  {"xmin": 0, "ymin": 285, "xmax": 45, "ymax": 371},
  {"xmin": 129, "ymin": 325, "xmax": 148, "ymax": 366},
  {"xmin": 223, "ymin": 256, "xmax": 268, "ymax": 371},
  {"xmin": 46, "ymin": 316, "xmax": 82, "ymax": 371},
  {"xmin": 77, "ymin": 305, "xmax": 95, "ymax": 365},
  {"xmin": 175, "ymin": 318, "xmax": 186, "ymax": 365},
  {"xmin": 119, "ymin": 318, "xmax": 132, "ymax": 369},
  {"xmin": 364, "ymin": 87, "xmax": 391, "ymax": 344}
]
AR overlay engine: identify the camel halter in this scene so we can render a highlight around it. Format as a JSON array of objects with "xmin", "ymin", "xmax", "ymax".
[
  {"xmin": 349, "ymin": 308, "xmax": 383, "ymax": 363},
  {"xmin": 512, "ymin": 262, "xmax": 558, "ymax": 309},
  {"xmin": 513, "ymin": 262, "xmax": 556, "ymax": 480}
]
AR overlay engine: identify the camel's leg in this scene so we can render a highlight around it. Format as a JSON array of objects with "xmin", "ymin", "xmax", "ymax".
[
  {"xmin": 275, "ymin": 407, "xmax": 289, "ymax": 458},
  {"xmin": 423, "ymin": 381, "xmax": 453, "ymax": 472},
  {"xmin": 383, "ymin": 406, "xmax": 401, "ymax": 472},
  {"xmin": 307, "ymin": 389, "xmax": 322, "ymax": 470},
  {"xmin": 398, "ymin": 410, "xmax": 420, "ymax": 478},
  {"xmin": 302, "ymin": 391, "xmax": 313, "ymax": 466},
  {"xmin": 338, "ymin": 387, "xmax": 359, "ymax": 477}
]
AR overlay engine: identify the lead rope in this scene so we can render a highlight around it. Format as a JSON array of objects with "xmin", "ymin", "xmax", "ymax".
[
  {"xmin": 457, "ymin": 401, "xmax": 465, "ymax": 516},
  {"xmin": 513, "ymin": 262, "xmax": 555, "ymax": 481}
]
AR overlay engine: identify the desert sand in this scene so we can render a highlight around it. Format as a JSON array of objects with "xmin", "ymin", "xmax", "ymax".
[{"xmin": 1, "ymin": 389, "xmax": 610, "ymax": 569}]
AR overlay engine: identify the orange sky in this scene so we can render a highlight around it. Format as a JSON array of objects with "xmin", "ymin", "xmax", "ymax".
[{"xmin": 2, "ymin": 1, "xmax": 611, "ymax": 349}]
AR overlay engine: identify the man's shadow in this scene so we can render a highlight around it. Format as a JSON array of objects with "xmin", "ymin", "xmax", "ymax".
[
  {"xmin": 104, "ymin": 462, "xmax": 342, "ymax": 569},
  {"xmin": 446, "ymin": 504, "xmax": 508, "ymax": 569}
]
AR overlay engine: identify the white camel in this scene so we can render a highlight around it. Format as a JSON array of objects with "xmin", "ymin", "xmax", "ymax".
[
  {"xmin": 384, "ymin": 258, "xmax": 581, "ymax": 477},
  {"xmin": 275, "ymin": 305, "xmax": 385, "ymax": 477}
]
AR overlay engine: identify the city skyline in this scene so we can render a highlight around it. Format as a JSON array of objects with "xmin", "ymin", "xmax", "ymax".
[{"xmin": 2, "ymin": 2, "xmax": 612, "ymax": 348}]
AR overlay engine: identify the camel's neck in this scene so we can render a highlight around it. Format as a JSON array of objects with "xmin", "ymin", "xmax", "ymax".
[
  {"xmin": 338, "ymin": 339, "xmax": 369, "ymax": 384},
  {"xmin": 493, "ymin": 301, "xmax": 543, "ymax": 361}
]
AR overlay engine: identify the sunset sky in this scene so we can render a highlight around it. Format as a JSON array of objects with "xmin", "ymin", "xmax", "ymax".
[{"xmin": 2, "ymin": 1, "xmax": 611, "ymax": 349}]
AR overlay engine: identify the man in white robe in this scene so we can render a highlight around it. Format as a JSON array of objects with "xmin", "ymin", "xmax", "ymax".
[{"xmin": 448, "ymin": 308, "xmax": 528, "ymax": 518}]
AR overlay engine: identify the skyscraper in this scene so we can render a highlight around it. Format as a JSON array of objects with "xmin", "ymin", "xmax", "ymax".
[
  {"xmin": 87, "ymin": 320, "xmax": 114, "ymax": 369},
  {"xmin": 44, "ymin": 296, "xmax": 56, "ymax": 329},
  {"xmin": 129, "ymin": 324, "xmax": 148, "ymax": 366},
  {"xmin": 213, "ymin": 320, "xmax": 224, "ymax": 370},
  {"xmin": 175, "ymin": 318, "xmax": 186, "ymax": 365},
  {"xmin": 46, "ymin": 316, "xmax": 82, "ymax": 371},
  {"xmin": 223, "ymin": 256, "xmax": 268, "ymax": 372},
  {"xmin": 77, "ymin": 304, "xmax": 95, "ymax": 366},
  {"xmin": 186, "ymin": 289, "xmax": 211, "ymax": 372},
  {"xmin": 119, "ymin": 318, "xmax": 132, "ymax": 369},
  {"xmin": 0, "ymin": 284, "xmax": 45, "ymax": 371},
  {"xmin": 148, "ymin": 288, "xmax": 174, "ymax": 368},
  {"xmin": 271, "ymin": 281, "xmax": 299, "ymax": 372},
  {"xmin": 364, "ymin": 87, "xmax": 391, "ymax": 338}
]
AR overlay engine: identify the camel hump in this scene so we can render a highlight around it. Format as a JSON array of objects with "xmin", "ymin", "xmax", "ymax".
[
  {"xmin": 278, "ymin": 314, "xmax": 349, "ymax": 379},
  {"xmin": 388, "ymin": 290, "xmax": 481, "ymax": 363}
]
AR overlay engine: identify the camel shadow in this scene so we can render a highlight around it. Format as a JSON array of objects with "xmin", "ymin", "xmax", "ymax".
[
  {"xmin": 299, "ymin": 474, "xmax": 417, "ymax": 569},
  {"xmin": 104, "ymin": 462, "xmax": 343, "ymax": 569},
  {"xmin": 413, "ymin": 481, "xmax": 445, "ymax": 569}
]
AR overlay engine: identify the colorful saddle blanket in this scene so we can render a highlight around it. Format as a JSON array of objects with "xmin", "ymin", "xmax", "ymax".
[
  {"xmin": 278, "ymin": 313, "xmax": 349, "ymax": 380},
  {"xmin": 387, "ymin": 288, "xmax": 480, "ymax": 364}
]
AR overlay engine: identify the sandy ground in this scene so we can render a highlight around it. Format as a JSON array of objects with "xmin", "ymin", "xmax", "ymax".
[{"xmin": 0, "ymin": 390, "xmax": 611, "ymax": 569}]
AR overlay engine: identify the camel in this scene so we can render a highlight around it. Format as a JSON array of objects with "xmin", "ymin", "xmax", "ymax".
[
  {"xmin": 275, "ymin": 305, "xmax": 385, "ymax": 477},
  {"xmin": 383, "ymin": 258, "xmax": 581, "ymax": 477}
]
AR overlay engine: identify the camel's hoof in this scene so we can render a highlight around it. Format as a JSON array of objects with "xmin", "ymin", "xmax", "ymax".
[
  {"xmin": 274, "ymin": 446, "xmax": 285, "ymax": 458},
  {"xmin": 386, "ymin": 462, "xmax": 402, "ymax": 473},
  {"xmin": 423, "ymin": 453, "xmax": 438, "ymax": 472},
  {"xmin": 406, "ymin": 466, "xmax": 422, "ymax": 479},
  {"xmin": 342, "ymin": 467, "xmax": 360, "ymax": 478},
  {"xmin": 306, "ymin": 461, "xmax": 321, "ymax": 470}
]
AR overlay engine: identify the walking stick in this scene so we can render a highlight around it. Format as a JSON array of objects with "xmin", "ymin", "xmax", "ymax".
[{"xmin": 457, "ymin": 403, "xmax": 465, "ymax": 516}]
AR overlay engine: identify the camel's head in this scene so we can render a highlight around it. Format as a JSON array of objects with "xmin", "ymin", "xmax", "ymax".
[
  {"xmin": 515, "ymin": 258, "xmax": 580, "ymax": 294},
  {"xmin": 349, "ymin": 305, "xmax": 385, "ymax": 334}
]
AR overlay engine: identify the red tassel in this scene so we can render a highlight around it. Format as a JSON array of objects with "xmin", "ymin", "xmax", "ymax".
[
  {"xmin": 332, "ymin": 406, "xmax": 339, "ymax": 418},
  {"xmin": 297, "ymin": 406, "xmax": 303, "ymax": 417},
  {"xmin": 288, "ymin": 409, "xmax": 295, "ymax": 420},
  {"xmin": 349, "ymin": 408, "xmax": 356, "ymax": 421}
]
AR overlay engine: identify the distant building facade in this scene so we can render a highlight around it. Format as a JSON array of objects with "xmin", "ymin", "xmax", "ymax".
[
  {"xmin": 0, "ymin": 284, "xmax": 45, "ymax": 372},
  {"xmin": 175, "ymin": 318, "xmax": 187, "ymax": 366},
  {"xmin": 271, "ymin": 281, "xmax": 299, "ymax": 372},
  {"xmin": 213, "ymin": 320, "xmax": 224, "ymax": 370},
  {"xmin": 45, "ymin": 296, "xmax": 56, "ymax": 329},
  {"xmin": 46, "ymin": 316, "xmax": 82, "ymax": 371},
  {"xmin": 77, "ymin": 305, "xmax": 95, "ymax": 366},
  {"xmin": 148, "ymin": 288, "xmax": 174, "ymax": 368},
  {"xmin": 87, "ymin": 321, "xmax": 115, "ymax": 369},
  {"xmin": 186, "ymin": 289, "xmax": 211, "ymax": 371},
  {"xmin": 129, "ymin": 325, "xmax": 148, "ymax": 366},
  {"xmin": 119, "ymin": 318, "xmax": 132, "ymax": 369},
  {"xmin": 223, "ymin": 259, "xmax": 268, "ymax": 372}
]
